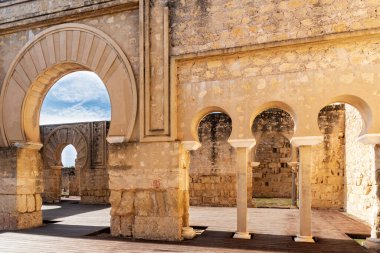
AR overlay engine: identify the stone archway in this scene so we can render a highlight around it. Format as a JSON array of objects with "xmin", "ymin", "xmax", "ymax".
[
  {"xmin": 0, "ymin": 23, "xmax": 137, "ymax": 147},
  {"xmin": 42, "ymin": 125, "xmax": 88, "ymax": 203}
]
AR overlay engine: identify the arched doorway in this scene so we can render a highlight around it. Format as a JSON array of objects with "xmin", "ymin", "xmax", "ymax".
[{"xmin": 0, "ymin": 23, "xmax": 137, "ymax": 230}]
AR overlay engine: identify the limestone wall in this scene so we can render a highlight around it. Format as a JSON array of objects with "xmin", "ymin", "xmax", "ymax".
[
  {"xmin": 108, "ymin": 141, "xmax": 186, "ymax": 241},
  {"xmin": 345, "ymin": 104, "xmax": 376, "ymax": 224},
  {"xmin": 189, "ymin": 113, "xmax": 237, "ymax": 206},
  {"xmin": 61, "ymin": 167, "xmax": 80, "ymax": 196},
  {"xmin": 170, "ymin": 0, "xmax": 380, "ymax": 55},
  {"xmin": 311, "ymin": 104, "xmax": 345, "ymax": 209},
  {"xmin": 0, "ymin": 147, "xmax": 43, "ymax": 230},
  {"xmin": 252, "ymin": 108, "xmax": 294, "ymax": 198}
]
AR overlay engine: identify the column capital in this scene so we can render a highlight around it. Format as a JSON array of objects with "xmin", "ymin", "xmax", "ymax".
[
  {"xmin": 106, "ymin": 136, "xmax": 126, "ymax": 144},
  {"xmin": 181, "ymin": 141, "xmax": 201, "ymax": 151},
  {"xmin": 14, "ymin": 141, "xmax": 43, "ymax": 150},
  {"xmin": 357, "ymin": 134, "xmax": 380, "ymax": 145},
  {"xmin": 290, "ymin": 136, "xmax": 323, "ymax": 147},
  {"xmin": 228, "ymin": 139, "xmax": 256, "ymax": 149}
]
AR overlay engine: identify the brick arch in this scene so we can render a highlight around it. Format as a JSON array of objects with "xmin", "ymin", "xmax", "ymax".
[
  {"xmin": 0, "ymin": 23, "xmax": 137, "ymax": 147},
  {"xmin": 43, "ymin": 125, "xmax": 88, "ymax": 168}
]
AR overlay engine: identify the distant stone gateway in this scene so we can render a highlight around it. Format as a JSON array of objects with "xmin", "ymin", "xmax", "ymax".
[{"xmin": 0, "ymin": 0, "xmax": 380, "ymax": 251}]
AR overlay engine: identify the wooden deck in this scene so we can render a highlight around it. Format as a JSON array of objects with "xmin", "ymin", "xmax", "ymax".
[{"xmin": 0, "ymin": 201, "xmax": 371, "ymax": 253}]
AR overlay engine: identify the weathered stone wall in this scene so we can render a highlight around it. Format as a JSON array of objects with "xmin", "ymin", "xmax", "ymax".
[
  {"xmin": 0, "ymin": 147, "xmax": 43, "ymax": 229},
  {"xmin": 311, "ymin": 104, "xmax": 345, "ymax": 209},
  {"xmin": 254, "ymin": 133, "xmax": 292, "ymax": 198},
  {"xmin": 108, "ymin": 141, "xmax": 186, "ymax": 241},
  {"xmin": 345, "ymin": 104, "xmax": 376, "ymax": 224},
  {"xmin": 252, "ymin": 108, "xmax": 294, "ymax": 198},
  {"xmin": 40, "ymin": 122, "xmax": 110, "ymax": 204},
  {"xmin": 189, "ymin": 113, "xmax": 237, "ymax": 206},
  {"xmin": 170, "ymin": 0, "xmax": 380, "ymax": 55}
]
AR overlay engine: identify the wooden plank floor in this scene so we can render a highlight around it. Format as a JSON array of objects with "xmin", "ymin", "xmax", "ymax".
[{"xmin": 0, "ymin": 201, "xmax": 371, "ymax": 253}]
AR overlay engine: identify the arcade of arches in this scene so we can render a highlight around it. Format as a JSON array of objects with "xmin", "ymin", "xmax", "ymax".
[{"xmin": 1, "ymin": 0, "xmax": 380, "ymax": 250}]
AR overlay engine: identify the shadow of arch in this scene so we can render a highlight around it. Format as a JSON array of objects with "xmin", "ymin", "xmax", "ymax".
[
  {"xmin": 250, "ymin": 101, "xmax": 297, "ymax": 136},
  {"xmin": 0, "ymin": 23, "xmax": 137, "ymax": 147},
  {"xmin": 190, "ymin": 106, "xmax": 231, "ymax": 143}
]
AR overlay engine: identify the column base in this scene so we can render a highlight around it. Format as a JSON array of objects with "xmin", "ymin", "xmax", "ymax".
[
  {"xmin": 364, "ymin": 238, "xmax": 380, "ymax": 252},
  {"xmin": 233, "ymin": 232, "xmax": 251, "ymax": 239},
  {"xmin": 290, "ymin": 205, "xmax": 298, "ymax": 209},
  {"xmin": 294, "ymin": 235, "xmax": 315, "ymax": 243},
  {"xmin": 182, "ymin": 227, "xmax": 196, "ymax": 240}
]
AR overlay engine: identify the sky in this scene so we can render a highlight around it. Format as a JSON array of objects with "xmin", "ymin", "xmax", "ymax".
[{"xmin": 40, "ymin": 71, "xmax": 111, "ymax": 167}]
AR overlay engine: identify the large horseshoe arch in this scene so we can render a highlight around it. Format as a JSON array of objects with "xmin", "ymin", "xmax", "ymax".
[{"xmin": 0, "ymin": 23, "xmax": 137, "ymax": 147}]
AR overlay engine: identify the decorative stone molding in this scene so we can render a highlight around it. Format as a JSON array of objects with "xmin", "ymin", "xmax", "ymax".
[
  {"xmin": 13, "ymin": 141, "xmax": 43, "ymax": 150},
  {"xmin": 181, "ymin": 141, "xmax": 201, "ymax": 151},
  {"xmin": 140, "ymin": 0, "xmax": 174, "ymax": 141},
  {"xmin": 106, "ymin": 136, "xmax": 126, "ymax": 144},
  {"xmin": 357, "ymin": 134, "xmax": 380, "ymax": 145},
  {"xmin": 228, "ymin": 139, "xmax": 256, "ymax": 149},
  {"xmin": 290, "ymin": 136, "xmax": 323, "ymax": 147},
  {"xmin": 43, "ymin": 125, "xmax": 88, "ymax": 168}
]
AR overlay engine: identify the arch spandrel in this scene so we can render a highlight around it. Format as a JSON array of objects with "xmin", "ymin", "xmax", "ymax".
[{"xmin": 0, "ymin": 23, "xmax": 137, "ymax": 147}]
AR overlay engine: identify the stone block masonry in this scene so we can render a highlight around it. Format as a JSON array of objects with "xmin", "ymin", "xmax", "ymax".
[{"xmin": 108, "ymin": 141, "xmax": 186, "ymax": 241}]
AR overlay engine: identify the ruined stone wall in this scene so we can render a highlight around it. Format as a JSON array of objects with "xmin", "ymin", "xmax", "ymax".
[
  {"xmin": 311, "ymin": 104, "xmax": 345, "ymax": 209},
  {"xmin": 345, "ymin": 104, "xmax": 376, "ymax": 224},
  {"xmin": 252, "ymin": 109, "xmax": 294, "ymax": 198},
  {"xmin": 170, "ymin": 0, "xmax": 380, "ymax": 55},
  {"xmin": 40, "ymin": 122, "xmax": 110, "ymax": 204},
  {"xmin": 189, "ymin": 113, "xmax": 237, "ymax": 207},
  {"xmin": 0, "ymin": 147, "xmax": 42, "ymax": 229},
  {"xmin": 108, "ymin": 141, "xmax": 186, "ymax": 241}
]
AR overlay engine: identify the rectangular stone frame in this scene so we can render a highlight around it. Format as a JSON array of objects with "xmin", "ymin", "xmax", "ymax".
[{"xmin": 139, "ymin": 0, "xmax": 176, "ymax": 142}]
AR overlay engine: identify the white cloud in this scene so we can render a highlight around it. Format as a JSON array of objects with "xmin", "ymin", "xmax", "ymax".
[
  {"xmin": 40, "ymin": 103, "xmax": 110, "ymax": 125},
  {"xmin": 48, "ymin": 71, "xmax": 109, "ymax": 104}
]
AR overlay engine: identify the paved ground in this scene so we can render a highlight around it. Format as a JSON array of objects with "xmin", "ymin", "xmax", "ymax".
[{"xmin": 0, "ymin": 199, "xmax": 371, "ymax": 253}]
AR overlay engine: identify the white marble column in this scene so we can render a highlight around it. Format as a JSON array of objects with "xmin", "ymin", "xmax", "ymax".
[
  {"xmin": 181, "ymin": 141, "xmax": 201, "ymax": 240},
  {"xmin": 229, "ymin": 139, "xmax": 256, "ymax": 239},
  {"xmin": 360, "ymin": 134, "xmax": 380, "ymax": 252},
  {"xmin": 291, "ymin": 136, "xmax": 323, "ymax": 243}
]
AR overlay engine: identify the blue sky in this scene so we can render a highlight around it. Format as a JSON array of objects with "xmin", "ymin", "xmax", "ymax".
[{"xmin": 40, "ymin": 71, "xmax": 111, "ymax": 166}]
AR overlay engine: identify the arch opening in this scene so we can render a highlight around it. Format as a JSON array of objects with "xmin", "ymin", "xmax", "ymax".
[
  {"xmin": 251, "ymin": 108, "xmax": 295, "ymax": 207},
  {"xmin": 0, "ymin": 23, "xmax": 137, "ymax": 147}
]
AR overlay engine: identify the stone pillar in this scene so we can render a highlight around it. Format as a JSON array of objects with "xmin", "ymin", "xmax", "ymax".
[
  {"xmin": 0, "ymin": 143, "xmax": 43, "ymax": 230},
  {"xmin": 361, "ymin": 138, "xmax": 380, "ymax": 252},
  {"xmin": 181, "ymin": 141, "xmax": 201, "ymax": 239},
  {"xmin": 291, "ymin": 166, "xmax": 298, "ymax": 208},
  {"xmin": 229, "ymin": 139, "xmax": 256, "ymax": 240},
  {"xmin": 291, "ymin": 136, "xmax": 323, "ymax": 243}
]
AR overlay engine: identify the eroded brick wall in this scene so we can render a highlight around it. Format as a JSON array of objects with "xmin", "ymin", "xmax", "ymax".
[{"xmin": 189, "ymin": 113, "xmax": 237, "ymax": 206}]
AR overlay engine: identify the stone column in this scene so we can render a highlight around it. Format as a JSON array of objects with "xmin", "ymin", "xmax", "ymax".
[
  {"xmin": 181, "ymin": 141, "xmax": 201, "ymax": 240},
  {"xmin": 361, "ymin": 137, "xmax": 380, "ymax": 252},
  {"xmin": 229, "ymin": 139, "xmax": 256, "ymax": 240},
  {"xmin": 291, "ymin": 166, "xmax": 298, "ymax": 208},
  {"xmin": 0, "ymin": 143, "xmax": 43, "ymax": 230},
  {"xmin": 291, "ymin": 136, "xmax": 323, "ymax": 243}
]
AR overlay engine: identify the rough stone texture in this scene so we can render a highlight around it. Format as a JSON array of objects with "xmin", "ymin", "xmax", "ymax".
[
  {"xmin": 252, "ymin": 109, "xmax": 294, "ymax": 198},
  {"xmin": 108, "ymin": 141, "xmax": 185, "ymax": 241},
  {"xmin": 189, "ymin": 113, "xmax": 237, "ymax": 206},
  {"xmin": 0, "ymin": 147, "xmax": 43, "ymax": 230},
  {"xmin": 345, "ymin": 104, "xmax": 376, "ymax": 224},
  {"xmin": 170, "ymin": 0, "xmax": 380, "ymax": 55},
  {"xmin": 311, "ymin": 104, "xmax": 345, "ymax": 209}
]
